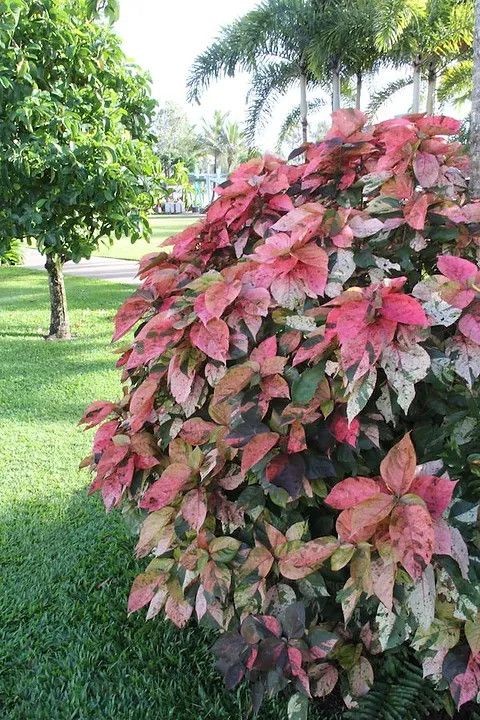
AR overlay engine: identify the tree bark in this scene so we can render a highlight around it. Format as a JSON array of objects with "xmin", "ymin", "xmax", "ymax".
[
  {"xmin": 332, "ymin": 63, "xmax": 341, "ymax": 111},
  {"xmin": 355, "ymin": 72, "xmax": 362, "ymax": 110},
  {"xmin": 45, "ymin": 255, "xmax": 71, "ymax": 339},
  {"xmin": 470, "ymin": 0, "xmax": 480, "ymax": 197},
  {"xmin": 299, "ymin": 73, "xmax": 308, "ymax": 143},
  {"xmin": 426, "ymin": 62, "xmax": 437, "ymax": 114},
  {"xmin": 412, "ymin": 57, "xmax": 422, "ymax": 113}
]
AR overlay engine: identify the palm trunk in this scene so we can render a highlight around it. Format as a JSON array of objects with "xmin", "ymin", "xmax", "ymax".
[
  {"xmin": 332, "ymin": 63, "xmax": 341, "ymax": 111},
  {"xmin": 470, "ymin": 0, "xmax": 480, "ymax": 197},
  {"xmin": 355, "ymin": 72, "xmax": 362, "ymax": 110},
  {"xmin": 412, "ymin": 57, "xmax": 422, "ymax": 113},
  {"xmin": 45, "ymin": 255, "xmax": 70, "ymax": 339},
  {"xmin": 426, "ymin": 62, "xmax": 437, "ymax": 114},
  {"xmin": 299, "ymin": 73, "xmax": 308, "ymax": 143}
]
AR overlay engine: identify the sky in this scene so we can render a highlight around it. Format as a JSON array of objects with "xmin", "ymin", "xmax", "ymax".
[
  {"xmin": 116, "ymin": 0, "xmax": 464, "ymax": 153},
  {"xmin": 117, "ymin": 0, "xmax": 267, "ymax": 137}
]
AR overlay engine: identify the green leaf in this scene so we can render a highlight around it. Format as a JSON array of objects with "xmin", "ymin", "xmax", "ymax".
[
  {"xmin": 465, "ymin": 614, "xmax": 480, "ymax": 654},
  {"xmin": 292, "ymin": 361, "xmax": 326, "ymax": 405},
  {"xmin": 209, "ymin": 537, "xmax": 241, "ymax": 563},
  {"xmin": 287, "ymin": 692, "xmax": 309, "ymax": 720}
]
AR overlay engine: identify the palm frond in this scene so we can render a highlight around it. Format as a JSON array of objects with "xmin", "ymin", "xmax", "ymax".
[
  {"xmin": 367, "ymin": 76, "xmax": 413, "ymax": 117},
  {"xmin": 437, "ymin": 58, "xmax": 473, "ymax": 105},
  {"xmin": 374, "ymin": 0, "xmax": 427, "ymax": 52},
  {"xmin": 430, "ymin": 0, "xmax": 474, "ymax": 57},
  {"xmin": 187, "ymin": 0, "xmax": 317, "ymax": 103},
  {"xmin": 186, "ymin": 20, "xmax": 257, "ymax": 103},
  {"xmin": 277, "ymin": 96, "xmax": 327, "ymax": 149},
  {"xmin": 244, "ymin": 61, "xmax": 299, "ymax": 142}
]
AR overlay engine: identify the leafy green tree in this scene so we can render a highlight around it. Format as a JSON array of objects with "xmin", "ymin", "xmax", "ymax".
[
  {"xmin": 0, "ymin": 0, "xmax": 162, "ymax": 338},
  {"xmin": 85, "ymin": 0, "xmax": 119, "ymax": 22},
  {"xmin": 152, "ymin": 102, "xmax": 201, "ymax": 174}
]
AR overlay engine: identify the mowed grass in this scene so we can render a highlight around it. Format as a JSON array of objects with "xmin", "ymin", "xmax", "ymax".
[
  {"xmin": 0, "ymin": 268, "xmax": 289, "ymax": 720},
  {"xmin": 94, "ymin": 216, "xmax": 197, "ymax": 260}
]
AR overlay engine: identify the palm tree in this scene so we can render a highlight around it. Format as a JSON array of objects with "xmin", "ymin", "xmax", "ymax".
[
  {"xmin": 198, "ymin": 112, "xmax": 251, "ymax": 177},
  {"xmin": 223, "ymin": 120, "xmax": 248, "ymax": 172},
  {"xmin": 374, "ymin": 0, "xmax": 427, "ymax": 112},
  {"xmin": 470, "ymin": 0, "xmax": 480, "ymax": 196},
  {"xmin": 309, "ymin": 0, "xmax": 383, "ymax": 111},
  {"xmin": 187, "ymin": 0, "xmax": 322, "ymax": 144},
  {"xmin": 373, "ymin": 0, "xmax": 473, "ymax": 114},
  {"xmin": 199, "ymin": 111, "xmax": 228, "ymax": 175}
]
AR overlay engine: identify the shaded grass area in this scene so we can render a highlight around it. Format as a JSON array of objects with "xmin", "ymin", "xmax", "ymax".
[
  {"xmin": 93, "ymin": 216, "xmax": 197, "ymax": 260},
  {"xmin": 0, "ymin": 269, "xmax": 287, "ymax": 720}
]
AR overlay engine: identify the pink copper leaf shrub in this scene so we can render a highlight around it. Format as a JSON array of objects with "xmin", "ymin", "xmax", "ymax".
[{"xmin": 81, "ymin": 110, "xmax": 480, "ymax": 714}]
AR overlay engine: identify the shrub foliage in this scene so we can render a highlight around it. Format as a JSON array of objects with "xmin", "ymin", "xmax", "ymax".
[{"xmin": 82, "ymin": 110, "xmax": 480, "ymax": 717}]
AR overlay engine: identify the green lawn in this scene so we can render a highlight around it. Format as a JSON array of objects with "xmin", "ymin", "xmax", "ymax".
[
  {"xmin": 0, "ymin": 268, "xmax": 289, "ymax": 720},
  {"xmin": 93, "ymin": 216, "xmax": 197, "ymax": 260}
]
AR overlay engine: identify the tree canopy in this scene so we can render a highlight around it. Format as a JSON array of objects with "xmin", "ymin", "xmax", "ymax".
[{"xmin": 0, "ymin": 0, "xmax": 162, "ymax": 337}]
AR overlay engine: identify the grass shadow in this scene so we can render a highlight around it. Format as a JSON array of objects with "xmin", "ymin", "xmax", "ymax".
[{"xmin": 0, "ymin": 487, "xmax": 281, "ymax": 720}]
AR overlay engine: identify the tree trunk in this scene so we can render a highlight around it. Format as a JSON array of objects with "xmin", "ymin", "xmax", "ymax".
[
  {"xmin": 355, "ymin": 72, "xmax": 362, "ymax": 110},
  {"xmin": 45, "ymin": 255, "xmax": 71, "ymax": 339},
  {"xmin": 332, "ymin": 63, "xmax": 341, "ymax": 111},
  {"xmin": 412, "ymin": 57, "xmax": 422, "ymax": 113},
  {"xmin": 426, "ymin": 62, "xmax": 437, "ymax": 114},
  {"xmin": 470, "ymin": 0, "xmax": 480, "ymax": 197},
  {"xmin": 299, "ymin": 73, "xmax": 308, "ymax": 143}
]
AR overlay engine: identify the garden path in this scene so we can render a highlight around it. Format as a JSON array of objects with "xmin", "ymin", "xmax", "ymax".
[{"xmin": 22, "ymin": 247, "xmax": 140, "ymax": 284}]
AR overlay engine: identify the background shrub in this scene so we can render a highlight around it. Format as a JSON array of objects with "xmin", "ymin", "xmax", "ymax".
[
  {"xmin": 82, "ymin": 110, "xmax": 480, "ymax": 718},
  {"xmin": 0, "ymin": 240, "xmax": 23, "ymax": 266}
]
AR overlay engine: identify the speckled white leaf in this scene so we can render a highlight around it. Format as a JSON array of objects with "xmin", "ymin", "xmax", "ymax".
[
  {"xmin": 410, "ymin": 233, "xmax": 428, "ymax": 251},
  {"xmin": 424, "ymin": 296, "xmax": 462, "ymax": 326},
  {"xmin": 376, "ymin": 606, "xmax": 397, "ymax": 651},
  {"xmin": 376, "ymin": 383, "xmax": 395, "ymax": 425},
  {"xmin": 373, "ymin": 255, "xmax": 401, "ymax": 273},
  {"xmin": 413, "ymin": 278, "xmax": 462, "ymax": 326},
  {"xmin": 347, "ymin": 368, "xmax": 377, "ymax": 423},
  {"xmin": 406, "ymin": 565, "xmax": 435, "ymax": 630},
  {"xmin": 450, "ymin": 526, "xmax": 470, "ymax": 579},
  {"xmin": 285, "ymin": 314, "xmax": 317, "ymax": 332},
  {"xmin": 445, "ymin": 335, "xmax": 480, "ymax": 388},
  {"xmin": 380, "ymin": 344, "xmax": 430, "ymax": 413},
  {"xmin": 325, "ymin": 250, "xmax": 355, "ymax": 298}
]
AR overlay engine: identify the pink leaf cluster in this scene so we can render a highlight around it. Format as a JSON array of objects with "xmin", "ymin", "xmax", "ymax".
[{"xmin": 80, "ymin": 110, "xmax": 479, "ymax": 713}]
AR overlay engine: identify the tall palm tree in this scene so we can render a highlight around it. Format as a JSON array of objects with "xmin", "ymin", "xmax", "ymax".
[
  {"xmin": 374, "ymin": 0, "xmax": 427, "ymax": 112},
  {"xmin": 198, "ymin": 112, "xmax": 251, "ymax": 177},
  {"xmin": 223, "ymin": 120, "xmax": 248, "ymax": 172},
  {"xmin": 470, "ymin": 0, "xmax": 480, "ymax": 196},
  {"xmin": 373, "ymin": 0, "xmax": 473, "ymax": 114},
  {"xmin": 309, "ymin": 0, "xmax": 383, "ymax": 111},
  {"xmin": 187, "ymin": 0, "xmax": 322, "ymax": 143},
  {"xmin": 199, "ymin": 111, "xmax": 229, "ymax": 175}
]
